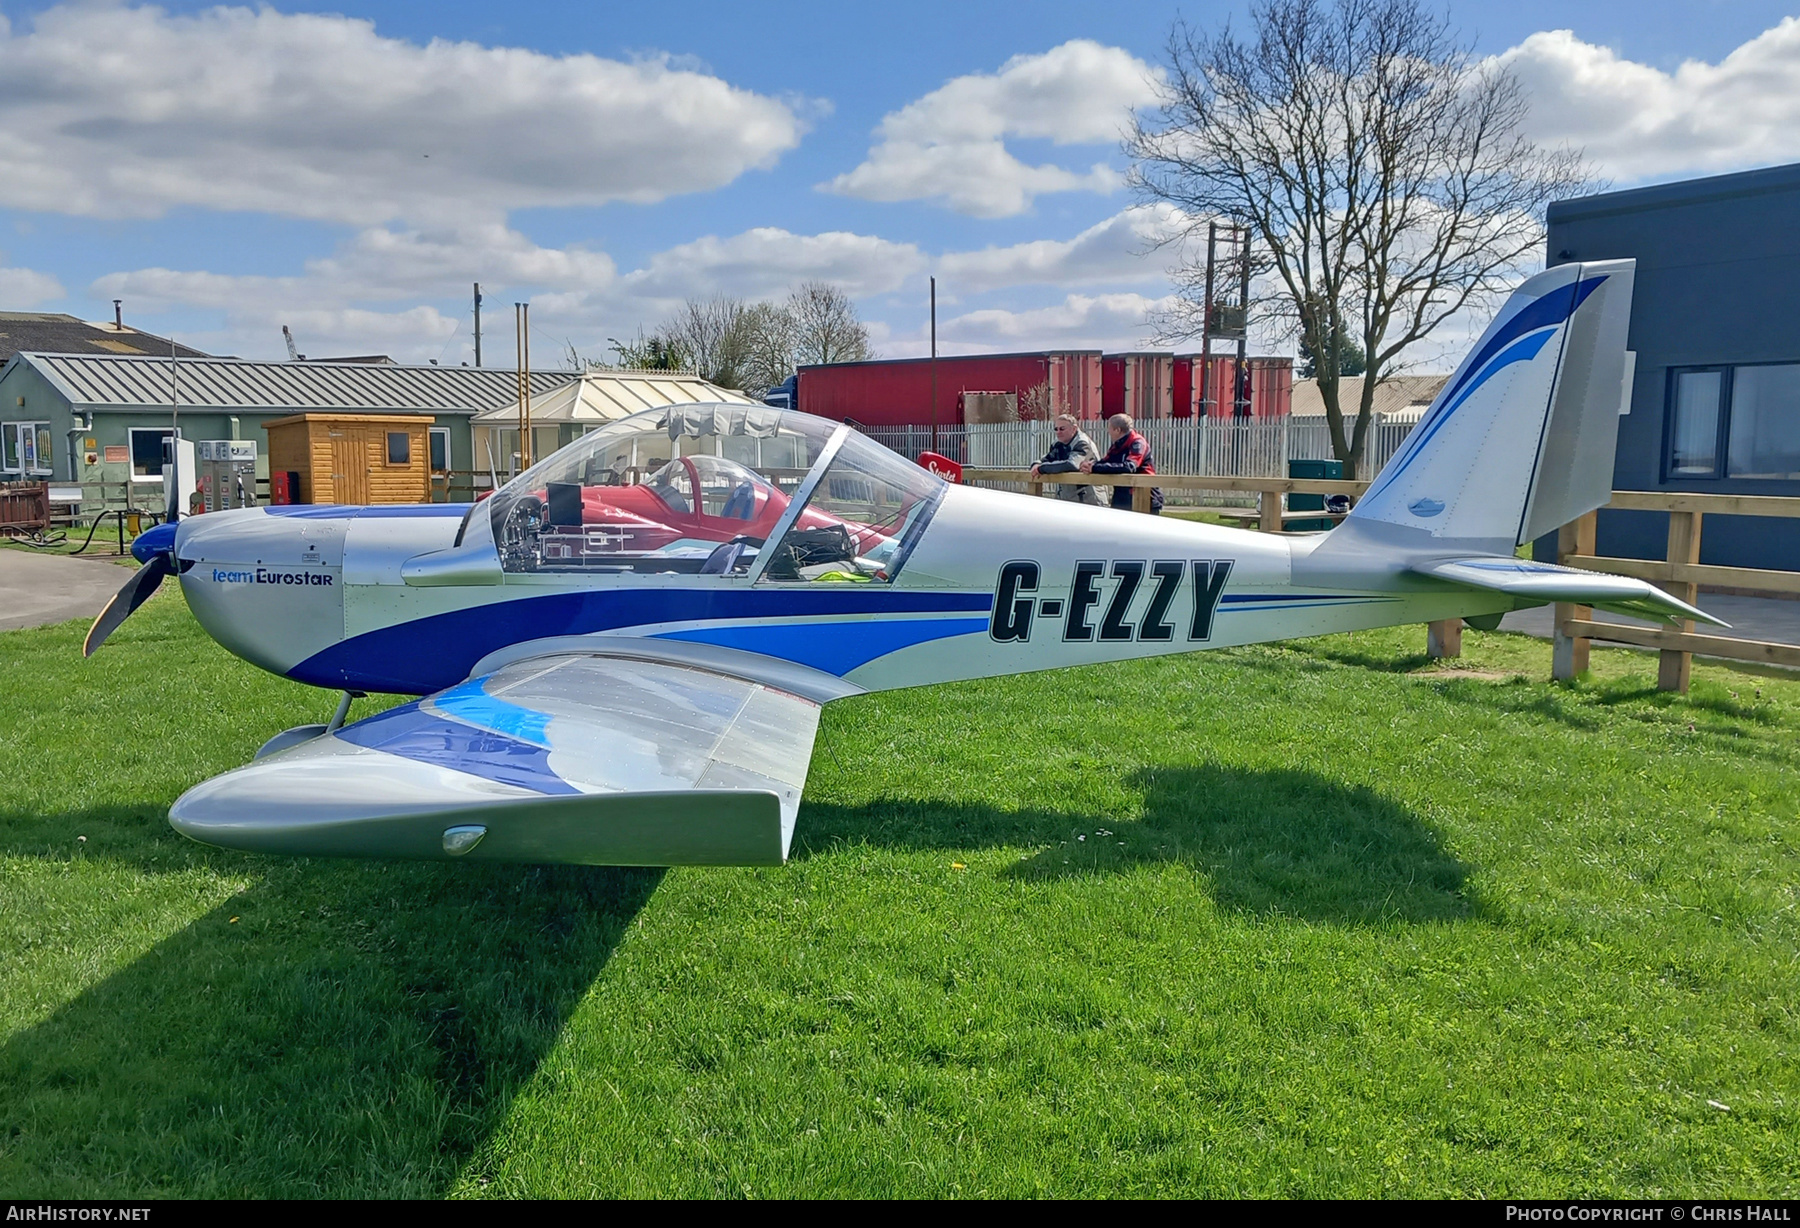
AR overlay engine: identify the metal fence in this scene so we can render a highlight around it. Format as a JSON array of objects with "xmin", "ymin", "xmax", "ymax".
[{"xmin": 859, "ymin": 418, "xmax": 1416, "ymax": 505}]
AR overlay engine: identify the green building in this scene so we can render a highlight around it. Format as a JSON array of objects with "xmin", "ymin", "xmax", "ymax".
[{"xmin": 0, "ymin": 351, "xmax": 575, "ymax": 506}]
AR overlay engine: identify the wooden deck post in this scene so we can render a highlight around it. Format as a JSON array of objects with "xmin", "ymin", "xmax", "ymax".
[
  {"xmin": 1552, "ymin": 510, "xmax": 1597, "ymax": 680},
  {"xmin": 1658, "ymin": 509, "xmax": 1703, "ymax": 693},
  {"xmin": 1258, "ymin": 488, "xmax": 1283, "ymax": 533},
  {"xmin": 1427, "ymin": 618, "xmax": 1462, "ymax": 659},
  {"xmin": 1131, "ymin": 484, "xmax": 1153, "ymax": 514}
]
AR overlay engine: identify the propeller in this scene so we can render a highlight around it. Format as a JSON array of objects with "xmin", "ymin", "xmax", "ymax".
[{"xmin": 84, "ymin": 521, "xmax": 180, "ymax": 657}]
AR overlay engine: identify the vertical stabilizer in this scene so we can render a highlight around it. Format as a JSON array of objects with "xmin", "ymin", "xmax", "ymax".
[
  {"xmin": 1518, "ymin": 261, "xmax": 1635, "ymax": 542},
  {"xmin": 1344, "ymin": 259, "xmax": 1636, "ymax": 555}
]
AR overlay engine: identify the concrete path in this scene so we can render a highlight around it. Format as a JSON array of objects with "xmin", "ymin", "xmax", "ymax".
[
  {"xmin": 0, "ymin": 548, "xmax": 130, "ymax": 631},
  {"xmin": 1500, "ymin": 592, "xmax": 1800, "ymax": 652}
]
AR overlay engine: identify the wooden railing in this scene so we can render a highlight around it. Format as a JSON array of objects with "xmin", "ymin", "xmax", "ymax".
[
  {"xmin": 1553, "ymin": 491, "xmax": 1800, "ymax": 691},
  {"xmin": 959, "ymin": 468, "xmax": 1369, "ymax": 530}
]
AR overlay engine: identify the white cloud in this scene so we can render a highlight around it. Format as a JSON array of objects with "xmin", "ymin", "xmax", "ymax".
[
  {"xmin": 1499, "ymin": 20, "xmax": 1800, "ymax": 181},
  {"xmin": 826, "ymin": 40, "xmax": 1160, "ymax": 217},
  {"xmin": 0, "ymin": 265, "xmax": 65, "ymax": 307},
  {"xmin": 938, "ymin": 204, "xmax": 1184, "ymax": 294},
  {"xmin": 622, "ymin": 227, "xmax": 927, "ymax": 300},
  {"xmin": 921, "ymin": 292, "xmax": 1172, "ymax": 355},
  {"xmin": 0, "ymin": 3, "xmax": 807, "ymax": 227}
]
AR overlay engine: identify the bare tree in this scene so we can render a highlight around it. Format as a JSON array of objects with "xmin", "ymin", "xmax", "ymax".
[
  {"xmin": 738, "ymin": 300, "xmax": 800, "ymax": 398},
  {"xmin": 658, "ymin": 296, "xmax": 751, "ymax": 389},
  {"xmin": 788, "ymin": 281, "xmax": 873, "ymax": 367},
  {"xmin": 1128, "ymin": 0, "xmax": 1594, "ymax": 476}
]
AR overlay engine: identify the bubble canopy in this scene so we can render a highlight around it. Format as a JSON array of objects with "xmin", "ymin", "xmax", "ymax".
[{"xmin": 482, "ymin": 404, "xmax": 945, "ymax": 583}]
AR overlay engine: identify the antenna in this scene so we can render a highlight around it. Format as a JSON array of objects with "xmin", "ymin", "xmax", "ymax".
[
  {"xmin": 282, "ymin": 325, "xmax": 299, "ymax": 363},
  {"xmin": 473, "ymin": 283, "xmax": 482, "ymax": 367}
]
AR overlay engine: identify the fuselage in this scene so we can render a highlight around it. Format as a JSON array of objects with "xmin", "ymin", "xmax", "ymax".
[{"xmin": 172, "ymin": 483, "xmax": 1506, "ymax": 697}]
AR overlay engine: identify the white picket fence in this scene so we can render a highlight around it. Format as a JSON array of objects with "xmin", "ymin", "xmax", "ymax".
[{"xmin": 860, "ymin": 418, "xmax": 1416, "ymax": 506}]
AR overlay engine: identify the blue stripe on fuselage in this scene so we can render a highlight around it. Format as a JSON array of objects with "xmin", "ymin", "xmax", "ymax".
[
  {"xmin": 291, "ymin": 587, "xmax": 998, "ymax": 694},
  {"xmin": 657, "ymin": 616, "xmax": 990, "ymax": 675}
]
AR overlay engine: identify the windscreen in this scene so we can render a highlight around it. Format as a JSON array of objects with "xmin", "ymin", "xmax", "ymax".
[
  {"xmin": 757, "ymin": 431, "xmax": 945, "ymax": 584},
  {"xmin": 486, "ymin": 404, "xmax": 848, "ymax": 576}
]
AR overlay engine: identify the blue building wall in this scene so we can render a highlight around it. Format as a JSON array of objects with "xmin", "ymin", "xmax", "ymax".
[{"xmin": 1539, "ymin": 163, "xmax": 1800, "ymax": 571}]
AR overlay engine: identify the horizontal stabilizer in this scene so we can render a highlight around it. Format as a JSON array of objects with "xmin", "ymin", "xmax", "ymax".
[{"xmin": 1413, "ymin": 557, "xmax": 1727, "ymax": 627}]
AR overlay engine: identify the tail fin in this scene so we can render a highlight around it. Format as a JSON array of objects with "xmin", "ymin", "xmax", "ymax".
[{"xmin": 1347, "ymin": 259, "xmax": 1636, "ymax": 554}]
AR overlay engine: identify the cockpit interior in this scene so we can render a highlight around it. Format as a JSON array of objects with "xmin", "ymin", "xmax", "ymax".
[{"xmin": 482, "ymin": 404, "xmax": 945, "ymax": 583}]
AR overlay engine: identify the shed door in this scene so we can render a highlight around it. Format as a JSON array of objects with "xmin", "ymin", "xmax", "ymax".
[{"xmin": 329, "ymin": 430, "xmax": 370, "ymax": 505}]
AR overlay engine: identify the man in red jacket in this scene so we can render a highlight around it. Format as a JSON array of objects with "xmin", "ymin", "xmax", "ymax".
[{"xmin": 1080, "ymin": 414, "xmax": 1163, "ymax": 513}]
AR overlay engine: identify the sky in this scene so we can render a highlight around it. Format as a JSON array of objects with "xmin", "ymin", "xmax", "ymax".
[{"xmin": 2, "ymin": 0, "xmax": 1798, "ymax": 370}]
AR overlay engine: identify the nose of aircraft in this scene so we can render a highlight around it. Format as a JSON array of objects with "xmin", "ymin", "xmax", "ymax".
[{"xmin": 175, "ymin": 508, "xmax": 349, "ymax": 678}]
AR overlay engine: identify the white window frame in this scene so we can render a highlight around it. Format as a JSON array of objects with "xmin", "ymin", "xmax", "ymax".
[
  {"xmin": 129, "ymin": 426, "xmax": 174, "ymax": 484},
  {"xmin": 3, "ymin": 421, "xmax": 52, "ymax": 476},
  {"xmin": 428, "ymin": 425, "xmax": 451, "ymax": 474}
]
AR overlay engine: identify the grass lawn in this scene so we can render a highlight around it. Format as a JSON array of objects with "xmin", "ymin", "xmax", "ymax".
[{"xmin": 0, "ymin": 587, "xmax": 1795, "ymax": 1198}]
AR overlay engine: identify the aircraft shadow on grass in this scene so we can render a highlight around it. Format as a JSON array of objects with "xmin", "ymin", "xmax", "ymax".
[
  {"xmin": 794, "ymin": 762, "xmax": 1476, "ymax": 927},
  {"xmin": 0, "ymin": 810, "xmax": 661, "ymax": 1198},
  {"xmin": 0, "ymin": 758, "xmax": 1469, "ymax": 1196}
]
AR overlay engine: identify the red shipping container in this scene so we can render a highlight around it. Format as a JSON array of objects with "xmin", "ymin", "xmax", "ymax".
[
  {"xmin": 1175, "ymin": 354, "xmax": 1293, "ymax": 418},
  {"xmin": 797, "ymin": 351, "xmax": 1102, "ymax": 427},
  {"xmin": 1101, "ymin": 352, "xmax": 1175, "ymax": 419}
]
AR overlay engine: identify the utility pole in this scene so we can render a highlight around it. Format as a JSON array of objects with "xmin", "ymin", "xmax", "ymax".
[
  {"xmin": 1235, "ymin": 228, "xmax": 1252, "ymax": 417},
  {"xmin": 515, "ymin": 303, "xmax": 532, "ymax": 472},
  {"xmin": 929, "ymin": 276, "xmax": 938, "ymax": 454},
  {"xmin": 473, "ymin": 282, "xmax": 482, "ymax": 367},
  {"xmin": 1201, "ymin": 222, "xmax": 1217, "ymax": 417}
]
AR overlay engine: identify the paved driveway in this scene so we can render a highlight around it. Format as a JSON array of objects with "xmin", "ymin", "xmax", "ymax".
[{"xmin": 0, "ymin": 548, "xmax": 130, "ymax": 631}]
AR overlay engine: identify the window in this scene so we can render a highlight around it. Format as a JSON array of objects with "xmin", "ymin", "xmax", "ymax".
[
  {"xmin": 1727, "ymin": 364, "xmax": 1800, "ymax": 479},
  {"xmin": 129, "ymin": 427, "xmax": 174, "ymax": 482},
  {"xmin": 386, "ymin": 431, "xmax": 411, "ymax": 465},
  {"xmin": 429, "ymin": 426, "xmax": 450, "ymax": 473},
  {"xmin": 758, "ymin": 430, "xmax": 943, "ymax": 584},
  {"xmin": 1667, "ymin": 370, "xmax": 1722, "ymax": 477},
  {"xmin": 1667, "ymin": 363, "xmax": 1800, "ymax": 481},
  {"xmin": 2, "ymin": 422, "xmax": 52, "ymax": 475}
]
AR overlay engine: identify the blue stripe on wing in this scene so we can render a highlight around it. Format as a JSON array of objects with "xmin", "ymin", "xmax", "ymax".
[
  {"xmin": 335, "ymin": 701, "xmax": 577, "ymax": 795},
  {"xmin": 427, "ymin": 678, "xmax": 554, "ymax": 747}
]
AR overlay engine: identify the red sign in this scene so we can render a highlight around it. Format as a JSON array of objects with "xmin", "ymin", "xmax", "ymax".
[{"xmin": 919, "ymin": 451, "xmax": 962, "ymax": 483}]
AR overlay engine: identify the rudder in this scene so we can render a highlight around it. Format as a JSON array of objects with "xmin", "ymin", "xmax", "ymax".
[{"xmin": 1346, "ymin": 259, "xmax": 1635, "ymax": 555}]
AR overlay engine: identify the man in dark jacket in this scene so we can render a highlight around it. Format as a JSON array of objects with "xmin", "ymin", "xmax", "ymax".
[
  {"xmin": 1029, "ymin": 413, "xmax": 1101, "ymax": 504},
  {"xmin": 1081, "ymin": 413, "xmax": 1163, "ymax": 513}
]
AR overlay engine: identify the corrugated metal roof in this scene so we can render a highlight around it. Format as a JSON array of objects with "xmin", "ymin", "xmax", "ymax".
[
  {"xmin": 470, "ymin": 370, "xmax": 756, "ymax": 423},
  {"xmin": 10, "ymin": 352, "xmax": 576, "ymax": 415},
  {"xmin": 0, "ymin": 316, "xmax": 211, "ymax": 364},
  {"xmin": 1290, "ymin": 374, "xmax": 1450, "ymax": 421}
]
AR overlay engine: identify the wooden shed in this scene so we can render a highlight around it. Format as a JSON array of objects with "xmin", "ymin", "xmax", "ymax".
[{"xmin": 263, "ymin": 413, "xmax": 435, "ymax": 505}]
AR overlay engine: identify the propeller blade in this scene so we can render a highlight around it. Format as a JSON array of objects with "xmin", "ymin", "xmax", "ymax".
[{"xmin": 84, "ymin": 554, "xmax": 173, "ymax": 657}]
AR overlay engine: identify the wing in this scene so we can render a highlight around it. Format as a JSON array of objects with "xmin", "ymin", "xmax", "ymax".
[
  {"xmin": 1412, "ymin": 557, "xmax": 1728, "ymax": 627},
  {"xmin": 169, "ymin": 650, "xmax": 827, "ymax": 865}
]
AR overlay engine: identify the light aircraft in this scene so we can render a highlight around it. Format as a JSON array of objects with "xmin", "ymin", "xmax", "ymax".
[{"xmin": 86, "ymin": 258, "xmax": 1720, "ymax": 867}]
